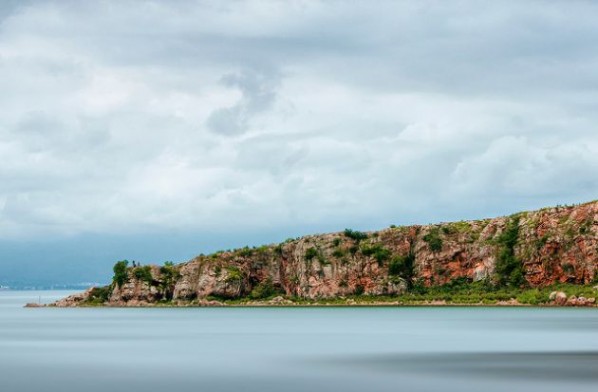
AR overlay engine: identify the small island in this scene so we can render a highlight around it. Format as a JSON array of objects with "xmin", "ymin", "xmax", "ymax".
[{"xmin": 52, "ymin": 200, "xmax": 598, "ymax": 308}]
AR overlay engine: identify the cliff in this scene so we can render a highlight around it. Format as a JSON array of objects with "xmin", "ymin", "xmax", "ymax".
[{"xmin": 53, "ymin": 200, "xmax": 598, "ymax": 307}]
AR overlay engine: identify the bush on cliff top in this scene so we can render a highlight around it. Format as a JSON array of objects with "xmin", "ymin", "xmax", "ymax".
[
  {"xmin": 112, "ymin": 260, "xmax": 129, "ymax": 288},
  {"xmin": 344, "ymin": 228, "xmax": 368, "ymax": 241},
  {"xmin": 133, "ymin": 265, "xmax": 153, "ymax": 284}
]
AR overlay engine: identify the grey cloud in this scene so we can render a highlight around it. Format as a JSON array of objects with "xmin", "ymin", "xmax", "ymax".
[
  {"xmin": 206, "ymin": 69, "xmax": 280, "ymax": 135},
  {"xmin": 0, "ymin": 0, "xmax": 597, "ymax": 242}
]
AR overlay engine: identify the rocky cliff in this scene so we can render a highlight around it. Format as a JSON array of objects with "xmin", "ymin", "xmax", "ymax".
[{"xmin": 54, "ymin": 201, "xmax": 598, "ymax": 307}]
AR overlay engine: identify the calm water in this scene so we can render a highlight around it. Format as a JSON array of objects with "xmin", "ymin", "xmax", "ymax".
[{"xmin": 1, "ymin": 291, "xmax": 598, "ymax": 392}]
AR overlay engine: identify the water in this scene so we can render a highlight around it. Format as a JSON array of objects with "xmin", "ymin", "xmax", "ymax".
[{"xmin": 1, "ymin": 291, "xmax": 598, "ymax": 392}]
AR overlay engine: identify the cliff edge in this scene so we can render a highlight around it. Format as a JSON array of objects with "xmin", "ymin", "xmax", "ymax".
[{"xmin": 53, "ymin": 200, "xmax": 598, "ymax": 307}]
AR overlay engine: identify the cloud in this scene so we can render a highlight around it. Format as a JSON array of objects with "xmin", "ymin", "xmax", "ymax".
[
  {"xmin": 0, "ymin": 0, "xmax": 597, "ymax": 241},
  {"xmin": 206, "ymin": 68, "xmax": 281, "ymax": 135}
]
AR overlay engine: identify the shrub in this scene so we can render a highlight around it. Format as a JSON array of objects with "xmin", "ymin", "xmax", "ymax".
[
  {"xmin": 256, "ymin": 245, "xmax": 270, "ymax": 254},
  {"xmin": 249, "ymin": 279, "xmax": 278, "ymax": 299},
  {"xmin": 495, "ymin": 215, "xmax": 525, "ymax": 287},
  {"xmin": 332, "ymin": 238, "xmax": 342, "ymax": 247},
  {"xmin": 354, "ymin": 284, "xmax": 365, "ymax": 296},
  {"xmin": 388, "ymin": 253, "xmax": 415, "ymax": 286},
  {"xmin": 332, "ymin": 248, "xmax": 345, "ymax": 258},
  {"xmin": 134, "ymin": 266, "xmax": 153, "ymax": 284},
  {"xmin": 239, "ymin": 247, "xmax": 253, "ymax": 257},
  {"xmin": 423, "ymin": 228, "xmax": 443, "ymax": 252},
  {"xmin": 361, "ymin": 244, "xmax": 391, "ymax": 266},
  {"xmin": 305, "ymin": 247, "xmax": 318, "ymax": 261},
  {"xmin": 274, "ymin": 244, "xmax": 283, "ymax": 255},
  {"xmin": 317, "ymin": 254, "xmax": 330, "ymax": 265},
  {"xmin": 112, "ymin": 260, "xmax": 129, "ymax": 288},
  {"xmin": 225, "ymin": 266, "xmax": 243, "ymax": 283},
  {"xmin": 344, "ymin": 228, "xmax": 368, "ymax": 241},
  {"xmin": 159, "ymin": 262, "xmax": 181, "ymax": 299},
  {"xmin": 85, "ymin": 286, "xmax": 112, "ymax": 304}
]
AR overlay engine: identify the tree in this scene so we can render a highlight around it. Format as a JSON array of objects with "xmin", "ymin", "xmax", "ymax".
[{"xmin": 113, "ymin": 260, "xmax": 129, "ymax": 288}]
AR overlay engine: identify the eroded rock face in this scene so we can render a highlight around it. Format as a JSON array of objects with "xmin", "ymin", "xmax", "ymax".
[
  {"xmin": 52, "ymin": 287, "xmax": 95, "ymax": 307},
  {"xmin": 62, "ymin": 201, "xmax": 598, "ymax": 306}
]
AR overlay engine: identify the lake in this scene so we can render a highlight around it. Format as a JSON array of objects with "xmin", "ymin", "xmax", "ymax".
[{"xmin": 1, "ymin": 291, "xmax": 597, "ymax": 392}]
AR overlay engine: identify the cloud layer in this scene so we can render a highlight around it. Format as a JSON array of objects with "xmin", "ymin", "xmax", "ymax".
[{"xmin": 1, "ymin": 0, "xmax": 597, "ymax": 240}]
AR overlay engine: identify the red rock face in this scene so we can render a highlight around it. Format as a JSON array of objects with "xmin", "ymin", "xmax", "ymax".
[{"xmin": 103, "ymin": 201, "xmax": 598, "ymax": 303}]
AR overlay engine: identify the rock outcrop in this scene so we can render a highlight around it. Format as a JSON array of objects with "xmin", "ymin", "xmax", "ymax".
[{"xmin": 55, "ymin": 200, "xmax": 598, "ymax": 306}]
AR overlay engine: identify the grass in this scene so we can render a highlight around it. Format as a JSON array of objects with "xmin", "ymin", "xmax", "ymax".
[{"xmin": 171, "ymin": 281, "xmax": 598, "ymax": 307}]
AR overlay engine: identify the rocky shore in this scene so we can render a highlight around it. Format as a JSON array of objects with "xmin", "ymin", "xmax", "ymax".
[{"xmin": 50, "ymin": 200, "xmax": 597, "ymax": 308}]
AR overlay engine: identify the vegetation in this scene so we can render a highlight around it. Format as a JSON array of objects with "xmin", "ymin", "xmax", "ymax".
[
  {"xmin": 225, "ymin": 266, "xmax": 243, "ymax": 283},
  {"xmin": 360, "ymin": 244, "xmax": 391, "ymax": 266},
  {"xmin": 249, "ymin": 279, "xmax": 282, "ymax": 299},
  {"xmin": 159, "ymin": 262, "xmax": 180, "ymax": 300},
  {"xmin": 344, "ymin": 228, "xmax": 368, "ymax": 241},
  {"xmin": 112, "ymin": 260, "xmax": 129, "ymax": 288},
  {"xmin": 238, "ymin": 247, "xmax": 253, "ymax": 257},
  {"xmin": 83, "ymin": 286, "xmax": 112, "ymax": 305},
  {"xmin": 305, "ymin": 247, "xmax": 318, "ymax": 261},
  {"xmin": 388, "ymin": 252, "xmax": 415, "ymax": 287},
  {"xmin": 495, "ymin": 215, "xmax": 525, "ymax": 287},
  {"xmin": 423, "ymin": 228, "xmax": 443, "ymax": 252},
  {"xmin": 133, "ymin": 266, "xmax": 153, "ymax": 284}
]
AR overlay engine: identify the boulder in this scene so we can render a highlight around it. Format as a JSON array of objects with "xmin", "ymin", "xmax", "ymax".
[{"xmin": 553, "ymin": 291, "xmax": 568, "ymax": 305}]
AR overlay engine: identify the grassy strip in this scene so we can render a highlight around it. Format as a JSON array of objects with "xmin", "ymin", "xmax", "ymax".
[{"xmin": 197, "ymin": 282, "xmax": 597, "ymax": 307}]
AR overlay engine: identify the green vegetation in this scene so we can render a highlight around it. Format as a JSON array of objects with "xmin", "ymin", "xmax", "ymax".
[
  {"xmin": 305, "ymin": 247, "xmax": 318, "ymax": 261},
  {"xmin": 332, "ymin": 238, "xmax": 342, "ymax": 247},
  {"xmin": 535, "ymin": 234, "xmax": 549, "ymax": 250},
  {"xmin": 344, "ymin": 228, "xmax": 368, "ymax": 242},
  {"xmin": 360, "ymin": 244, "xmax": 391, "ymax": 266},
  {"xmin": 159, "ymin": 262, "xmax": 180, "ymax": 300},
  {"xmin": 239, "ymin": 246, "xmax": 254, "ymax": 257},
  {"xmin": 112, "ymin": 260, "xmax": 129, "ymax": 287},
  {"xmin": 388, "ymin": 252, "xmax": 415, "ymax": 286},
  {"xmin": 354, "ymin": 284, "xmax": 365, "ymax": 295},
  {"xmin": 133, "ymin": 265, "xmax": 153, "ymax": 284},
  {"xmin": 225, "ymin": 266, "xmax": 243, "ymax": 283},
  {"xmin": 423, "ymin": 228, "xmax": 443, "ymax": 252},
  {"xmin": 83, "ymin": 286, "xmax": 112, "ymax": 305},
  {"xmin": 249, "ymin": 279, "xmax": 282, "ymax": 299},
  {"xmin": 332, "ymin": 248, "xmax": 345, "ymax": 258},
  {"xmin": 495, "ymin": 215, "xmax": 525, "ymax": 287},
  {"xmin": 274, "ymin": 244, "xmax": 283, "ymax": 255}
]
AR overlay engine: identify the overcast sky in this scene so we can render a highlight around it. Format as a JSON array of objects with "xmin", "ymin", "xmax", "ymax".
[{"xmin": 1, "ymin": 1, "xmax": 597, "ymax": 285}]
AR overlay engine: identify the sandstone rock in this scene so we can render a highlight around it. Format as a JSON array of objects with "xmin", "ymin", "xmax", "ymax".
[
  {"xmin": 53, "ymin": 200, "xmax": 598, "ymax": 307},
  {"xmin": 554, "ymin": 292, "xmax": 568, "ymax": 306},
  {"xmin": 567, "ymin": 295, "xmax": 578, "ymax": 306}
]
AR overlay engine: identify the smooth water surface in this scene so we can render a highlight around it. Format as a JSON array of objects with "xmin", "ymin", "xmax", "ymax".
[{"xmin": 1, "ymin": 291, "xmax": 598, "ymax": 392}]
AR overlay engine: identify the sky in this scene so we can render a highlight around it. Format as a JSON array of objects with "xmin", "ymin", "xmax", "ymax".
[{"xmin": 1, "ymin": 0, "xmax": 597, "ymax": 286}]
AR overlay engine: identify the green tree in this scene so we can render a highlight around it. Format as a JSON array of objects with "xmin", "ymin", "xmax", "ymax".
[{"xmin": 113, "ymin": 260, "xmax": 129, "ymax": 288}]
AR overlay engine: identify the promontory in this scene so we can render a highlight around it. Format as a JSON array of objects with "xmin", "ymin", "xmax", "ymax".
[{"xmin": 52, "ymin": 200, "xmax": 598, "ymax": 307}]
